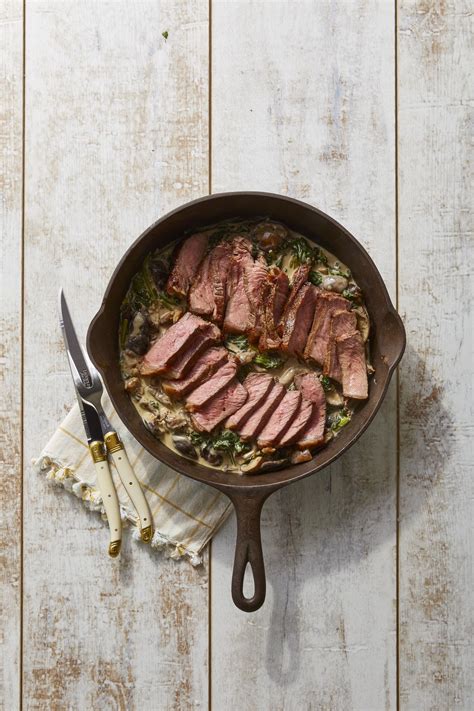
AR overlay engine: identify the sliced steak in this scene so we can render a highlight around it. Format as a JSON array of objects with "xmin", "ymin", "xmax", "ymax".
[
  {"xmin": 162, "ymin": 347, "xmax": 228, "ymax": 398},
  {"xmin": 280, "ymin": 284, "xmax": 318, "ymax": 356},
  {"xmin": 188, "ymin": 240, "xmax": 234, "ymax": 324},
  {"xmin": 223, "ymin": 237, "xmax": 255, "ymax": 333},
  {"xmin": 166, "ymin": 232, "xmax": 208, "ymax": 297},
  {"xmin": 225, "ymin": 373, "xmax": 274, "ymax": 430},
  {"xmin": 162, "ymin": 326, "xmax": 220, "ymax": 379},
  {"xmin": 259, "ymin": 268, "xmax": 289, "ymax": 351},
  {"xmin": 336, "ymin": 332, "xmax": 368, "ymax": 399},
  {"xmin": 294, "ymin": 372, "xmax": 327, "ymax": 449},
  {"xmin": 304, "ymin": 291, "xmax": 350, "ymax": 365},
  {"xmin": 188, "ymin": 252, "xmax": 214, "ymax": 318},
  {"xmin": 257, "ymin": 390, "xmax": 302, "ymax": 447},
  {"xmin": 140, "ymin": 313, "xmax": 217, "ymax": 376},
  {"xmin": 185, "ymin": 359, "xmax": 237, "ymax": 412},
  {"xmin": 191, "ymin": 379, "xmax": 248, "ymax": 433},
  {"xmin": 211, "ymin": 241, "xmax": 234, "ymax": 325},
  {"xmin": 238, "ymin": 381, "xmax": 286, "ymax": 440},
  {"xmin": 324, "ymin": 310, "xmax": 358, "ymax": 382},
  {"xmin": 276, "ymin": 398, "xmax": 313, "ymax": 447},
  {"xmin": 277, "ymin": 264, "xmax": 310, "ymax": 335}
]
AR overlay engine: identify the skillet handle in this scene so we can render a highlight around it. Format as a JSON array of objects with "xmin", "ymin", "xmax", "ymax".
[{"xmin": 229, "ymin": 491, "xmax": 269, "ymax": 613}]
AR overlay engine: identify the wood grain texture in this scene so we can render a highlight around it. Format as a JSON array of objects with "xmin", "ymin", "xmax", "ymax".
[
  {"xmin": 210, "ymin": 2, "xmax": 397, "ymax": 709},
  {"xmin": 0, "ymin": 2, "xmax": 23, "ymax": 709},
  {"xmin": 398, "ymin": 1, "xmax": 473, "ymax": 708},
  {"xmin": 22, "ymin": 2, "xmax": 209, "ymax": 709}
]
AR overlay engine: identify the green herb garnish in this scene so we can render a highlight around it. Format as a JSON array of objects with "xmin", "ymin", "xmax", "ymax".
[
  {"xmin": 212, "ymin": 430, "xmax": 251, "ymax": 455},
  {"xmin": 320, "ymin": 375, "xmax": 332, "ymax": 392},
  {"xmin": 225, "ymin": 334, "xmax": 251, "ymax": 352},
  {"xmin": 162, "ymin": 30, "xmax": 169, "ymax": 40},
  {"xmin": 286, "ymin": 237, "xmax": 327, "ymax": 268},
  {"xmin": 254, "ymin": 352, "xmax": 283, "ymax": 370},
  {"xmin": 329, "ymin": 263, "xmax": 351, "ymax": 278},
  {"xmin": 119, "ymin": 318, "xmax": 129, "ymax": 349},
  {"xmin": 309, "ymin": 270, "xmax": 323, "ymax": 286},
  {"xmin": 330, "ymin": 409, "xmax": 352, "ymax": 432}
]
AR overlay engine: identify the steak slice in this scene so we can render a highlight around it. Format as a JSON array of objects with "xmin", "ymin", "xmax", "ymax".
[
  {"xmin": 323, "ymin": 310, "xmax": 358, "ymax": 382},
  {"xmin": 188, "ymin": 252, "xmax": 214, "ymax": 318},
  {"xmin": 280, "ymin": 284, "xmax": 318, "ymax": 356},
  {"xmin": 276, "ymin": 398, "xmax": 313, "ymax": 447},
  {"xmin": 225, "ymin": 373, "xmax": 274, "ymax": 430},
  {"xmin": 162, "ymin": 347, "xmax": 228, "ymax": 398},
  {"xmin": 210, "ymin": 241, "xmax": 234, "ymax": 325},
  {"xmin": 191, "ymin": 379, "xmax": 248, "ymax": 433},
  {"xmin": 163, "ymin": 326, "xmax": 221, "ymax": 379},
  {"xmin": 166, "ymin": 232, "xmax": 209, "ymax": 297},
  {"xmin": 336, "ymin": 332, "xmax": 368, "ymax": 399},
  {"xmin": 304, "ymin": 291, "xmax": 350, "ymax": 365},
  {"xmin": 259, "ymin": 268, "xmax": 289, "ymax": 351},
  {"xmin": 140, "ymin": 313, "xmax": 217, "ymax": 376},
  {"xmin": 238, "ymin": 381, "xmax": 286, "ymax": 440},
  {"xmin": 294, "ymin": 372, "xmax": 327, "ymax": 449},
  {"xmin": 185, "ymin": 360, "xmax": 237, "ymax": 412},
  {"xmin": 277, "ymin": 264, "xmax": 310, "ymax": 335},
  {"xmin": 223, "ymin": 237, "xmax": 255, "ymax": 333},
  {"xmin": 188, "ymin": 240, "xmax": 234, "ymax": 324},
  {"xmin": 257, "ymin": 390, "xmax": 302, "ymax": 447}
]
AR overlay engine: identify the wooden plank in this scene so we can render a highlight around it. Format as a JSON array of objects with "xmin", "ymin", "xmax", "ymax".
[
  {"xmin": 23, "ymin": 2, "xmax": 209, "ymax": 708},
  {"xmin": 398, "ymin": 1, "xmax": 473, "ymax": 708},
  {"xmin": 0, "ymin": 2, "xmax": 23, "ymax": 709},
  {"xmin": 210, "ymin": 2, "xmax": 397, "ymax": 709}
]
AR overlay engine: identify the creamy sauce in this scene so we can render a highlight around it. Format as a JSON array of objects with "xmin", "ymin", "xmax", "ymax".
[{"xmin": 119, "ymin": 221, "xmax": 371, "ymax": 474}]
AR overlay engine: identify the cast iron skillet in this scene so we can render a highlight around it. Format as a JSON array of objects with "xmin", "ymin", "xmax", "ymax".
[{"xmin": 87, "ymin": 192, "xmax": 405, "ymax": 612}]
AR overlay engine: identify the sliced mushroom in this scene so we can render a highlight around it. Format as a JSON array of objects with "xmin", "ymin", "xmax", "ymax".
[
  {"xmin": 201, "ymin": 444, "xmax": 223, "ymax": 467},
  {"xmin": 172, "ymin": 435, "xmax": 198, "ymax": 460},
  {"xmin": 354, "ymin": 305, "xmax": 370, "ymax": 342},
  {"xmin": 259, "ymin": 458, "xmax": 289, "ymax": 472},
  {"xmin": 325, "ymin": 386, "xmax": 344, "ymax": 407},
  {"xmin": 279, "ymin": 361, "xmax": 308, "ymax": 386},
  {"xmin": 291, "ymin": 449, "xmax": 312, "ymax": 464},
  {"xmin": 252, "ymin": 221, "xmax": 288, "ymax": 251},
  {"xmin": 241, "ymin": 456, "xmax": 263, "ymax": 473},
  {"xmin": 124, "ymin": 376, "xmax": 141, "ymax": 395},
  {"xmin": 322, "ymin": 274, "xmax": 348, "ymax": 293}
]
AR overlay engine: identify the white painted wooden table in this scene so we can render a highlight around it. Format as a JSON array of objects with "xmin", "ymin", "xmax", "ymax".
[{"xmin": 1, "ymin": 1, "xmax": 472, "ymax": 709}]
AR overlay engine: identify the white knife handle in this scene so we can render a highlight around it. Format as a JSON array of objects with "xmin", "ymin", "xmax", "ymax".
[
  {"xmin": 104, "ymin": 432, "xmax": 154, "ymax": 543},
  {"xmin": 90, "ymin": 441, "xmax": 122, "ymax": 557}
]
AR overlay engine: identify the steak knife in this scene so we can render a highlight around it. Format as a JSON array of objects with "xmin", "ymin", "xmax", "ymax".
[{"xmin": 59, "ymin": 289, "xmax": 153, "ymax": 554}]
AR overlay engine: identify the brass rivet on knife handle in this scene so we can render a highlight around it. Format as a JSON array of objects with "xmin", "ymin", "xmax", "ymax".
[
  {"xmin": 108, "ymin": 540, "xmax": 121, "ymax": 557},
  {"xmin": 104, "ymin": 431, "xmax": 124, "ymax": 454},
  {"xmin": 140, "ymin": 525, "xmax": 153, "ymax": 543},
  {"xmin": 90, "ymin": 440, "xmax": 107, "ymax": 463}
]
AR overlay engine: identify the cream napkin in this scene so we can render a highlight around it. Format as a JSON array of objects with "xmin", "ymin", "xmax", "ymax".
[{"xmin": 34, "ymin": 392, "xmax": 232, "ymax": 565}]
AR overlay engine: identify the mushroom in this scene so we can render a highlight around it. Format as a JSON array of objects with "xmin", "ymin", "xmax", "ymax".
[
  {"xmin": 252, "ymin": 221, "xmax": 288, "ymax": 251},
  {"xmin": 291, "ymin": 450, "xmax": 312, "ymax": 464},
  {"xmin": 241, "ymin": 456, "xmax": 263, "ymax": 474},
  {"xmin": 354, "ymin": 305, "xmax": 370, "ymax": 342},
  {"xmin": 124, "ymin": 377, "xmax": 141, "ymax": 395},
  {"xmin": 322, "ymin": 274, "xmax": 349, "ymax": 293},
  {"xmin": 125, "ymin": 310, "xmax": 150, "ymax": 355},
  {"xmin": 149, "ymin": 258, "xmax": 169, "ymax": 290},
  {"xmin": 325, "ymin": 386, "xmax": 344, "ymax": 407},
  {"xmin": 279, "ymin": 361, "xmax": 308, "ymax": 386},
  {"xmin": 201, "ymin": 444, "xmax": 224, "ymax": 467},
  {"xmin": 259, "ymin": 458, "xmax": 289, "ymax": 472},
  {"xmin": 172, "ymin": 435, "xmax": 198, "ymax": 460}
]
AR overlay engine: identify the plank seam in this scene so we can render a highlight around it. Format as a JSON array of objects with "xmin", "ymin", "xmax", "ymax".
[
  {"xmin": 208, "ymin": 1, "xmax": 213, "ymax": 709},
  {"xmin": 20, "ymin": 0, "xmax": 26, "ymax": 709},
  {"xmin": 394, "ymin": 1, "xmax": 400, "ymax": 709}
]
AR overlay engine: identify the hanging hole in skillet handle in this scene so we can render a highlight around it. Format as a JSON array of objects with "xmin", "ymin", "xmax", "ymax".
[{"xmin": 229, "ymin": 490, "xmax": 270, "ymax": 613}]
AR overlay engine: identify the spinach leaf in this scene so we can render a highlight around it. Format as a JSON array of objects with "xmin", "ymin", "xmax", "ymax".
[{"xmin": 254, "ymin": 352, "xmax": 284, "ymax": 369}]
